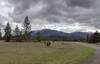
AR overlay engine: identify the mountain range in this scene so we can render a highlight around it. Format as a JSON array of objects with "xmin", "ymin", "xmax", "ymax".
[{"xmin": 31, "ymin": 29, "xmax": 92, "ymax": 41}]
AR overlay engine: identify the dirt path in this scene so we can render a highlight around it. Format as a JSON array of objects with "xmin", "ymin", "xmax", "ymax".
[{"xmin": 75, "ymin": 42, "xmax": 100, "ymax": 64}]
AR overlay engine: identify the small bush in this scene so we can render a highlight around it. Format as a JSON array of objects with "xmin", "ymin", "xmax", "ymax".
[{"xmin": 44, "ymin": 41, "xmax": 51, "ymax": 47}]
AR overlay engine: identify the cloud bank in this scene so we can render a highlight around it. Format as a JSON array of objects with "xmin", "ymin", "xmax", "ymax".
[{"xmin": 0, "ymin": 0, "xmax": 100, "ymax": 32}]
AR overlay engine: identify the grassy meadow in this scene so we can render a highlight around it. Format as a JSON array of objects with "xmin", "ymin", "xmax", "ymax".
[{"xmin": 0, "ymin": 41, "xmax": 94, "ymax": 64}]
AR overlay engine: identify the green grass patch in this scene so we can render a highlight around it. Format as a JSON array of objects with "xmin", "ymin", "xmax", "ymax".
[{"xmin": 0, "ymin": 41, "xmax": 94, "ymax": 64}]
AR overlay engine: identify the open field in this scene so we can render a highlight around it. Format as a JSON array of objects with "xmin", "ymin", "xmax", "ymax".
[{"xmin": 0, "ymin": 41, "xmax": 94, "ymax": 64}]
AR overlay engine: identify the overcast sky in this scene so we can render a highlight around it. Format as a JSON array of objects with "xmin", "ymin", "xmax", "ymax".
[{"xmin": 0, "ymin": 0, "xmax": 100, "ymax": 32}]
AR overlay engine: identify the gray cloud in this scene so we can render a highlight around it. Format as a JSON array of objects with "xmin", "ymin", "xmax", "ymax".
[
  {"xmin": 7, "ymin": 0, "xmax": 100, "ymax": 32},
  {"xmin": 0, "ymin": 15, "xmax": 7, "ymax": 28},
  {"xmin": 66, "ymin": 0, "xmax": 93, "ymax": 8}
]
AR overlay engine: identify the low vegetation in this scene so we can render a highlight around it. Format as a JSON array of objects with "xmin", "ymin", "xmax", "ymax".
[{"xmin": 0, "ymin": 41, "xmax": 94, "ymax": 64}]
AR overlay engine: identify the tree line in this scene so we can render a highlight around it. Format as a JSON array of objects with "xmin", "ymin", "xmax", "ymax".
[
  {"xmin": 88, "ymin": 31, "xmax": 100, "ymax": 43},
  {"xmin": 0, "ymin": 16, "xmax": 51, "ymax": 46},
  {"xmin": 3, "ymin": 16, "xmax": 31, "ymax": 42}
]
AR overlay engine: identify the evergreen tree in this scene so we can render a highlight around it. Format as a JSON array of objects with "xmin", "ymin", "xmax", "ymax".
[
  {"xmin": 4, "ymin": 22, "xmax": 11, "ymax": 42},
  {"xmin": 23, "ymin": 16, "xmax": 31, "ymax": 41},
  {"xmin": 87, "ymin": 34, "xmax": 88, "ymax": 42},
  {"xmin": 36, "ymin": 31, "xmax": 41, "ymax": 42},
  {"xmin": 0, "ymin": 29, "xmax": 2, "ymax": 40},
  {"xmin": 89, "ymin": 31, "xmax": 100, "ymax": 43},
  {"xmin": 14, "ymin": 25, "xmax": 21, "ymax": 42},
  {"xmin": 14, "ymin": 26, "xmax": 20, "ymax": 36}
]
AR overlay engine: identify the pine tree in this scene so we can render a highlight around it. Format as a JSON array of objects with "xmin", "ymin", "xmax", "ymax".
[
  {"xmin": 92, "ymin": 31, "xmax": 99, "ymax": 43},
  {"xmin": 14, "ymin": 25, "xmax": 21, "ymax": 42},
  {"xmin": 36, "ymin": 31, "xmax": 41, "ymax": 42},
  {"xmin": 14, "ymin": 26, "xmax": 20, "ymax": 36},
  {"xmin": 23, "ymin": 16, "xmax": 31, "ymax": 41},
  {"xmin": 89, "ymin": 31, "xmax": 100, "ymax": 43},
  {"xmin": 4, "ymin": 22, "xmax": 12, "ymax": 42},
  {"xmin": 0, "ymin": 29, "xmax": 2, "ymax": 40}
]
